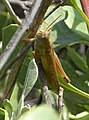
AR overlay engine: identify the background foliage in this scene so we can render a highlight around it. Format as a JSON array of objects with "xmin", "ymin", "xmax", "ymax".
[{"xmin": 0, "ymin": 0, "xmax": 89, "ymax": 120}]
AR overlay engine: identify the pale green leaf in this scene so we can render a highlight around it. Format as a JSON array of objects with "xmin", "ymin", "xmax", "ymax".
[
  {"xmin": 63, "ymin": 5, "xmax": 89, "ymax": 42},
  {"xmin": 3, "ymin": 99, "xmax": 13, "ymax": 118},
  {"xmin": 12, "ymin": 95, "xmax": 24, "ymax": 120},
  {"xmin": 0, "ymin": 108, "xmax": 9, "ymax": 120},
  {"xmin": 22, "ymin": 58, "xmax": 38, "ymax": 97}
]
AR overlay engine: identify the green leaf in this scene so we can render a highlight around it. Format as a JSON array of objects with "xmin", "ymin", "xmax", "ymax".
[
  {"xmin": 74, "ymin": 0, "xmax": 83, "ymax": 10},
  {"xmin": 41, "ymin": 5, "xmax": 88, "ymax": 48},
  {"xmin": 60, "ymin": 60, "xmax": 89, "ymax": 114},
  {"xmin": 0, "ymin": 12, "xmax": 12, "ymax": 40},
  {"xmin": 61, "ymin": 59, "xmax": 88, "ymax": 90},
  {"xmin": 22, "ymin": 58, "xmax": 38, "ymax": 97},
  {"xmin": 2, "ymin": 24, "xmax": 19, "ymax": 50},
  {"xmin": 66, "ymin": 0, "xmax": 82, "ymax": 10},
  {"xmin": 12, "ymin": 95, "xmax": 24, "ymax": 120},
  {"xmin": 60, "ymin": 79, "xmax": 89, "ymax": 99},
  {"xmin": 18, "ymin": 105, "xmax": 59, "ymax": 120},
  {"xmin": 41, "ymin": 5, "xmax": 65, "ymax": 30},
  {"xmin": 70, "ymin": 111, "xmax": 89, "ymax": 120},
  {"xmin": 0, "ymin": 108, "xmax": 9, "ymax": 120},
  {"xmin": 10, "ymin": 83, "xmax": 22, "ymax": 111},
  {"xmin": 59, "ymin": 60, "xmax": 89, "ymax": 99},
  {"xmin": 3, "ymin": 99, "xmax": 13, "ymax": 118},
  {"xmin": 77, "ymin": 74, "xmax": 89, "ymax": 93},
  {"xmin": 1, "ymin": 24, "xmax": 20, "ymax": 67},
  {"xmin": 58, "ymin": 71, "xmax": 89, "ymax": 114},
  {"xmin": 63, "ymin": 5, "xmax": 89, "ymax": 42},
  {"xmin": 67, "ymin": 47, "xmax": 88, "ymax": 73},
  {"xmin": 10, "ymin": 56, "xmax": 30, "ymax": 110},
  {"xmin": 21, "ymin": 106, "xmax": 30, "ymax": 115},
  {"xmin": 69, "ymin": 0, "xmax": 89, "ymax": 29},
  {"xmin": 51, "ymin": 20, "xmax": 82, "ymax": 48}
]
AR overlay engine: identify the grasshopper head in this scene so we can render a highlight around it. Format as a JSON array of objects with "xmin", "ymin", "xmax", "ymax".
[
  {"xmin": 35, "ymin": 30, "xmax": 52, "ymax": 50},
  {"xmin": 36, "ymin": 30, "xmax": 50, "ymax": 40}
]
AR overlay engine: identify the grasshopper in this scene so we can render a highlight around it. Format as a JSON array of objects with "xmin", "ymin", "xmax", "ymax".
[{"xmin": 34, "ymin": 30, "xmax": 70, "ymax": 94}]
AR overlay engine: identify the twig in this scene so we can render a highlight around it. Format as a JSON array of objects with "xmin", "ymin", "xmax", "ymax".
[
  {"xmin": 0, "ymin": 0, "xmax": 52, "ymax": 71},
  {"xmin": 2, "ymin": 0, "xmax": 21, "ymax": 24},
  {"xmin": 58, "ymin": 87, "xmax": 64, "ymax": 112},
  {"xmin": 38, "ymin": 63, "xmax": 51, "ymax": 105}
]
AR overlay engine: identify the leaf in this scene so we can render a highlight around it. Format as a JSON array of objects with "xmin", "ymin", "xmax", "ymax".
[
  {"xmin": 0, "ymin": 108, "xmax": 9, "ymax": 120},
  {"xmin": 60, "ymin": 60, "xmax": 89, "ymax": 114},
  {"xmin": 10, "ymin": 56, "xmax": 30, "ymax": 110},
  {"xmin": 0, "ymin": 12, "xmax": 12, "ymax": 40},
  {"xmin": 63, "ymin": 5, "xmax": 89, "ymax": 42},
  {"xmin": 3, "ymin": 99, "xmax": 13, "ymax": 118},
  {"xmin": 12, "ymin": 95, "xmax": 24, "ymax": 120},
  {"xmin": 41, "ymin": 6, "xmax": 88, "ymax": 48},
  {"xmin": 67, "ymin": 47, "xmax": 88, "ymax": 73},
  {"xmin": 50, "ymin": 20, "xmax": 82, "ymax": 48},
  {"xmin": 59, "ymin": 74, "xmax": 89, "ymax": 114},
  {"xmin": 69, "ymin": 0, "xmax": 89, "ymax": 29},
  {"xmin": 2, "ymin": 24, "xmax": 19, "ymax": 50},
  {"xmin": 60, "ymin": 78, "xmax": 89, "ymax": 99},
  {"xmin": 18, "ymin": 105, "xmax": 59, "ymax": 120},
  {"xmin": 70, "ymin": 111, "xmax": 89, "ymax": 120},
  {"xmin": 22, "ymin": 58, "xmax": 38, "ymax": 97},
  {"xmin": 59, "ymin": 59, "xmax": 89, "ymax": 98},
  {"xmin": 1, "ymin": 24, "xmax": 20, "ymax": 68},
  {"xmin": 41, "ymin": 5, "xmax": 65, "ymax": 30},
  {"xmin": 61, "ymin": 60, "xmax": 89, "ymax": 97},
  {"xmin": 21, "ymin": 106, "xmax": 30, "ymax": 115},
  {"xmin": 74, "ymin": 0, "xmax": 83, "ymax": 10}
]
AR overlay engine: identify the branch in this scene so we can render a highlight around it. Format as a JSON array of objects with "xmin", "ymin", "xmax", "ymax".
[
  {"xmin": 2, "ymin": 0, "xmax": 21, "ymax": 24},
  {"xmin": 0, "ymin": 0, "xmax": 52, "ymax": 71}
]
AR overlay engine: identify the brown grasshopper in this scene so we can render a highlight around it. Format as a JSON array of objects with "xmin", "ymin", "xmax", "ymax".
[{"xmin": 34, "ymin": 30, "xmax": 70, "ymax": 94}]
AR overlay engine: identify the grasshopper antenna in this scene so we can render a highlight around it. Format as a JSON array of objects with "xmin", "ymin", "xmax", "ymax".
[{"xmin": 44, "ymin": 14, "xmax": 61, "ymax": 32}]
